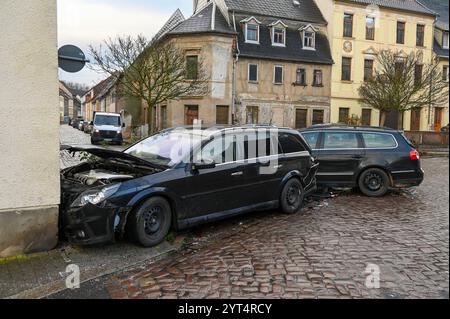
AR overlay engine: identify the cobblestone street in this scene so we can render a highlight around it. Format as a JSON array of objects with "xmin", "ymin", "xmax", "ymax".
[{"xmin": 52, "ymin": 154, "xmax": 449, "ymax": 299}]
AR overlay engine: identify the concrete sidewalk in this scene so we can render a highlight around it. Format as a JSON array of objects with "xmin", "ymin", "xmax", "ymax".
[{"xmin": 0, "ymin": 240, "xmax": 181, "ymax": 299}]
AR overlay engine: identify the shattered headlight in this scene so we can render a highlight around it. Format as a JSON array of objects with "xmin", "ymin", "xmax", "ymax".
[{"xmin": 71, "ymin": 183, "xmax": 121, "ymax": 208}]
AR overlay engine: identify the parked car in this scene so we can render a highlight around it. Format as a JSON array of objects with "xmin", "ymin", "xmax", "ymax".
[
  {"xmin": 91, "ymin": 112, "xmax": 124, "ymax": 145},
  {"xmin": 300, "ymin": 125, "xmax": 424, "ymax": 197},
  {"xmin": 60, "ymin": 126, "xmax": 319, "ymax": 247},
  {"xmin": 77, "ymin": 120, "xmax": 85, "ymax": 131},
  {"xmin": 82, "ymin": 121, "xmax": 91, "ymax": 133},
  {"xmin": 71, "ymin": 117, "xmax": 83, "ymax": 129}
]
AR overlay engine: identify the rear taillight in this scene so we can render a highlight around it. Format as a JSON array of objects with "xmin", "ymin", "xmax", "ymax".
[{"xmin": 410, "ymin": 150, "xmax": 420, "ymax": 161}]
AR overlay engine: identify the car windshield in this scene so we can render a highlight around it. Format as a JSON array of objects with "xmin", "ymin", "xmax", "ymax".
[
  {"xmin": 95, "ymin": 115, "xmax": 121, "ymax": 126},
  {"xmin": 125, "ymin": 130, "xmax": 204, "ymax": 167}
]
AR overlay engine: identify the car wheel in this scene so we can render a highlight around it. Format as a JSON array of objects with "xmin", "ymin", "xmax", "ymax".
[
  {"xmin": 127, "ymin": 196, "xmax": 172, "ymax": 247},
  {"xmin": 280, "ymin": 178, "xmax": 304, "ymax": 214},
  {"xmin": 91, "ymin": 138, "xmax": 97, "ymax": 145},
  {"xmin": 358, "ymin": 168, "xmax": 390, "ymax": 197}
]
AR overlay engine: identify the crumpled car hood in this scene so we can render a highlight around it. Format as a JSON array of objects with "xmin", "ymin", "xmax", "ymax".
[{"xmin": 62, "ymin": 146, "xmax": 166, "ymax": 170}]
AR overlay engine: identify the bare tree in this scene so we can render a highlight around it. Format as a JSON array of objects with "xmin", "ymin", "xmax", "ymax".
[
  {"xmin": 359, "ymin": 50, "xmax": 448, "ymax": 127},
  {"xmin": 89, "ymin": 35, "xmax": 209, "ymax": 134}
]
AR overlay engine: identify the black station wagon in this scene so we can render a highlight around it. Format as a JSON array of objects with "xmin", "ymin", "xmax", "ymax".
[
  {"xmin": 300, "ymin": 125, "xmax": 424, "ymax": 197},
  {"xmin": 60, "ymin": 126, "xmax": 319, "ymax": 247}
]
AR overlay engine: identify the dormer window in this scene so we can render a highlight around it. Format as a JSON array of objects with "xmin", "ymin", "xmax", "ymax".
[
  {"xmin": 304, "ymin": 31, "xmax": 315, "ymax": 49},
  {"xmin": 241, "ymin": 17, "xmax": 261, "ymax": 44},
  {"xmin": 443, "ymin": 31, "xmax": 449, "ymax": 49},
  {"xmin": 300, "ymin": 24, "xmax": 317, "ymax": 50},
  {"xmin": 269, "ymin": 20, "xmax": 287, "ymax": 47}
]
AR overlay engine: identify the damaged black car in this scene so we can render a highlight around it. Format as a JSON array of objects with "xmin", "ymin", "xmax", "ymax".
[{"xmin": 60, "ymin": 126, "xmax": 318, "ymax": 247}]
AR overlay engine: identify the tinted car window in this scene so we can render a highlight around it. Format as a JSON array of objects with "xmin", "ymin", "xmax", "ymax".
[
  {"xmin": 362, "ymin": 133, "xmax": 397, "ymax": 148},
  {"xmin": 302, "ymin": 132, "xmax": 320, "ymax": 149},
  {"xmin": 279, "ymin": 133, "xmax": 306, "ymax": 154},
  {"xmin": 323, "ymin": 132, "xmax": 359, "ymax": 149},
  {"xmin": 239, "ymin": 133, "xmax": 277, "ymax": 159},
  {"xmin": 201, "ymin": 135, "xmax": 236, "ymax": 164}
]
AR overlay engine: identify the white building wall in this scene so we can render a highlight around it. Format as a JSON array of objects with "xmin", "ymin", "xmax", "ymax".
[{"xmin": 0, "ymin": 0, "xmax": 59, "ymax": 257}]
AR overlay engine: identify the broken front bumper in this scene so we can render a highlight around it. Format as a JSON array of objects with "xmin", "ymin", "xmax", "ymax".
[{"xmin": 62, "ymin": 202, "xmax": 131, "ymax": 245}]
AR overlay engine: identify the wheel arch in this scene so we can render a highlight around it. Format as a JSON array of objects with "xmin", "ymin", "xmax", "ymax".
[{"xmin": 125, "ymin": 188, "xmax": 180, "ymax": 232}]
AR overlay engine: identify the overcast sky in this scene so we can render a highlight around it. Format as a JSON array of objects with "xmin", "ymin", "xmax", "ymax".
[{"xmin": 58, "ymin": 0, "xmax": 192, "ymax": 87}]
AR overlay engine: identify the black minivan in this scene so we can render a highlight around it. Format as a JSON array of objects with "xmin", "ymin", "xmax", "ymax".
[
  {"xmin": 61, "ymin": 126, "xmax": 319, "ymax": 247},
  {"xmin": 300, "ymin": 125, "xmax": 424, "ymax": 197}
]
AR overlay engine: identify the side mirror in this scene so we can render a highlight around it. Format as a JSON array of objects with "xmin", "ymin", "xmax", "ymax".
[
  {"xmin": 192, "ymin": 159, "xmax": 216, "ymax": 171},
  {"xmin": 122, "ymin": 123, "xmax": 126, "ymax": 128},
  {"xmin": 90, "ymin": 121, "xmax": 93, "ymax": 126}
]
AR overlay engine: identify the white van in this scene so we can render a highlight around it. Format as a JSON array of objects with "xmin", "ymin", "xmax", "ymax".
[{"xmin": 91, "ymin": 112, "xmax": 124, "ymax": 145}]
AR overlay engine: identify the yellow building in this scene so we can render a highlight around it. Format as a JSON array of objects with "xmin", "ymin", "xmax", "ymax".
[
  {"xmin": 315, "ymin": 0, "xmax": 444, "ymax": 131},
  {"xmin": 422, "ymin": 0, "xmax": 449, "ymax": 130}
]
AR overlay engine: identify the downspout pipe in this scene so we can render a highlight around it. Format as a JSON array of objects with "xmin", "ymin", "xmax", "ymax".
[{"xmin": 232, "ymin": 10, "xmax": 240, "ymax": 124}]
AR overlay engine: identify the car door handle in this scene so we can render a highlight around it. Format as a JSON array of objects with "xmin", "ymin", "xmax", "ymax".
[
  {"xmin": 231, "ymin": 171, "xmax": 243, "ymax": 176},
  {"xmin": 273, "ymin": 164, "xmax": 283, "ymax": 169},
  {"xmin": 352, "ymin": 155, "xmax": 364, "ymax": 159}
]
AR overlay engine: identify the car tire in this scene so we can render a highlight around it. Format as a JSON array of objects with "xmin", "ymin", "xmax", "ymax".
[
  {"xmin": 358, "ymin": 168, "xmax": 390, "ymax": 197},
  {"xmin": 91, "ymin": 138, "xmax": 97, "ymax": 145},
  {"xmin": 127, "ymin": 196, "xmax": 172, "ymax": 247},
  {"xmin": 280, "ymin": 178, "xmax": 304, "ymax": 214}
]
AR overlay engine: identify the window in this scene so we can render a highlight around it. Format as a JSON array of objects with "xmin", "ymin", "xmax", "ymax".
[
  {"xmin": 313, "ymin": 70, "xmax": 323, "ymax": 86},
  {"xmin": 324, "ymin": 132, "xmax": 359, "ymax": 149},
  {"xmin": 364, "ymin": 59, "xmax": 374, "ymax": 81},
  {"xmin": 416, "ymin": 24, "xmax": 425, "ymax": 46},
  {"xmin": 443, "ymin": 65, "xmax": 449, "ymax": 82},
  {"xmin": 303, "ymin": 31, "xmax": 315, "ymax": 49},
  {"xmin": 273, "ymin": 27, "xmax": 286, "ymax": 46},
  {"xmin": 296, "ymin": 68, "xmax": 307, "ymax": 85},
  {"xmin": 246, "ymin": 23, "xmax": 259, "ymax": 43},
  {"xmin": 414, "ymin": 64, "xmax": 423, "ymax": 86},
  {"xmin": 397, "ymin": 21, "xmax": 405, "ymax": 44},
  {"xmin": 362, "ymin": 133, "xmax": 397, "ymax": 148},
  {"xmin": 216, "ymin": 105, "xmax": 229, "ymax": 125},
  {"xmin": 341, "ymin": 57, "xmax": 352, "ymax": 81},
  {"xmin": 201, "ymin": 135, "xmax": 236, "ymax": 164},
  {"xmin": 279, "ymin": 133, "xmax": 306, "ymax": 154},
  {"xmin": 295, "ymin": 109, "xmax": 308, "ymax": 129},
  {"xmin": 160, "ymin": 105, "xmax": 167, "ymax": 129},
  {"xmin": 186, "ymin": 55, "xmax": 198, "ymax": 80},
  {"xmin": 338, "ymin": 108, "xmax": 350, "ymax": 124},
  {"xmin": 240, "ymin": 133, "xmax": 277, "ymax": 159},
  {"xmin": 302, "ymin": 132, "xmax": 320, "ymax": 149},
  {"xmin": 361, "ymin": 109, "xmax": 372, "ymax": 126},
  {"xmin": 274, "ymin": 65, "xmax": 284, "ymax": 84},
  {"xmin": 246, "ymin": 106, "xmax": 259, "ymax": 124},
  {"xmin": 443, "ymin": 31, "xmax": 449, "ymax": 49},
  {"xmin": 366, "ymin": 16, "xmax": 375, "ymax": 40},
  {"xmin": 312, "ymin": 110, "xmax": 324, "ymax": 125},
  {"xmin": 343, "ymin": 13, "xmax": 353, "ymax": 38},
  {"xmin": 248, "ymin": 64, "xmax": 258, "ymax": 82}
]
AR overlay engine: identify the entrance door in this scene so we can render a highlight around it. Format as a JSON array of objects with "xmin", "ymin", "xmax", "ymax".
[
  {"xmin": 185, "ymin": 105, "xmax": 199, "ymax": 125},
  {"xmin": 295, "ymin": 109, "xmax": 308, "ymax": 129},
  {"xmin": 410, "ymin": 109, "xmax": 421, "ymax": 131},
  {"xmin": 434, "ymin": 107, "xmax": 443, "ymax": 131}
]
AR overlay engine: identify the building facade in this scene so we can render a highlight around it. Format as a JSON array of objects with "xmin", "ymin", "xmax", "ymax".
[
  {"xmin": 0, "ymin": 1, "xmax": 60, "ymax": 257},
  {"xmin": 315, "ymin": 0, "xmax": 444, "ymax": 131},
  {"xmin": 151, "ymin": 0, "xmax": 333, "ymax": 130},
  {"xmin": 423, "ymin": 0, "xmax": 449, "ymax": 130}
]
